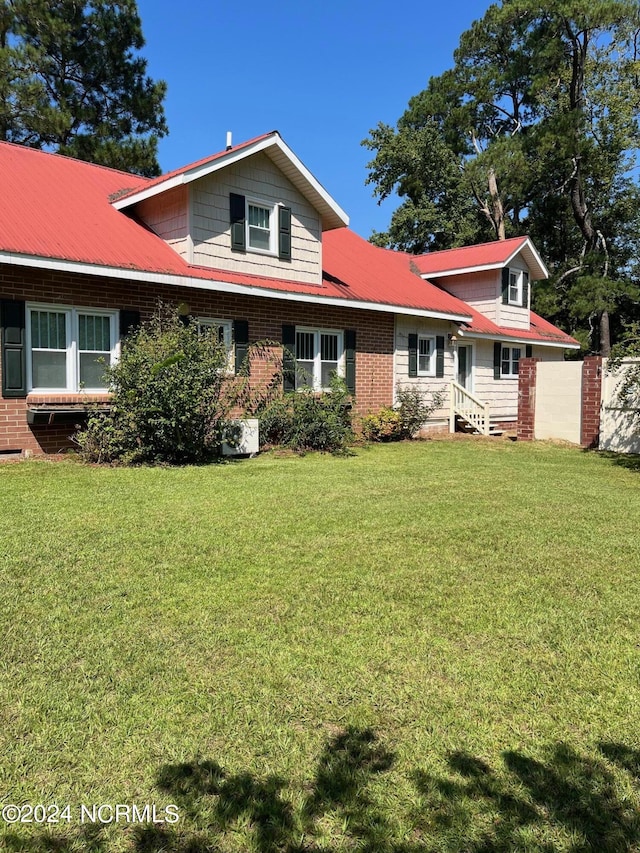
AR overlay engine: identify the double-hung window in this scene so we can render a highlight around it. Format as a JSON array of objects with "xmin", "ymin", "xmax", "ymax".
[
  {"xmin": 501, "ymin": 345, "xmax": 522, "ymax": 378},
  {"xmin": 295, "ymin": 328, "xmax": 343, "ymax": 391},
  {"xmin": 417, "ymin": 336, "xmax": 436, "ymax": 376},
  {"xmin": 197, "ymin": 318, "xmax": 234, "ymax": 372},
  {"xmin": 247, "ymin": 202, "xmax": 273, "ymax": 252},
  {"xmin": 27, "ymin": 304, "xmax": 118, "ymax": 392},
  {"xmin": 505, "ymin": 269, "xmax": 529, "ymax": 307}
]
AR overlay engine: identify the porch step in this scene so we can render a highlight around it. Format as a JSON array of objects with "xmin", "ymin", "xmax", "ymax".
[{"xmin": 454, "ymin": 415, "xmax": 503, "ymax": 437}]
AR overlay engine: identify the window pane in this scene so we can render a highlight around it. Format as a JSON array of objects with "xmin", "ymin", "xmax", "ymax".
[
  {"xmin": 32, "ymin": 310, "xmax": 66, "ymax": 349},
  {"xmin": 320, "ymin": 333, "xmax": 338, "ymax": 362},
  {"xmin": 296, "ymin": 361, "xmax": 314, "ymax": 388},
  {"xmin": 32, "ymin": 350, "xmax": 66, "ymax": 388},
  {"xmin": 79, "ymin": 352, "xmax": 109, "ymax": 388},
  {"xmin": 321, "ymin": 362, "xmax": 338, "ymax": 388},
  {"xmin": 248, "ymin": 205, "xmax": 269, "ymax": 227},
  {"xmin": 79, "ymin": 314, "xmax": 110, "ymax": 351},
  {"xmin": 248, "ymin": 226, "xmax": 270, "ymax": 250},
  {"xmin": 296, "ymin": 331, "xmax": 315, "ymax": 361}
]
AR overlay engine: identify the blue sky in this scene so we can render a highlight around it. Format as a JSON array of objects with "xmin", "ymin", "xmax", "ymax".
[{"xmin": 135, "ymin": 0, "xmax": 491, "ymax": 240}]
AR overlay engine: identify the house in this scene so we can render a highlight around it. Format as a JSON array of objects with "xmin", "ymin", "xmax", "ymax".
[{"xmin": 0, "ymin": 131, "xmax": 579, "ymax": 455}]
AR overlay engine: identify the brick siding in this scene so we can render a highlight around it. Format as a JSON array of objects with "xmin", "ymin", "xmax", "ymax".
[
  {"xmin": 580, "ymin": 356, "xmax": 603, "ymax": 449},
  {"xmin": 1, "ymin": 265, "xmax": 395, "ymax": 453}
]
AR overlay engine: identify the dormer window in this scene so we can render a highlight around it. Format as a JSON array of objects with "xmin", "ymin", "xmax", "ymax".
[
  {"xmin": 247, "ymin": 202, "xmax": 272, "ymax": 252},
  {"xmin": 502, "ymin": 268, "xmax": 529, "ymax": 308},
  {"xmin": 230, "ymin": 193, "xmax": 291, "ymax": 260}
]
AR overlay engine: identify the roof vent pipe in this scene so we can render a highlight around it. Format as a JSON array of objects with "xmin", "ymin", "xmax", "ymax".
[{"xmin": 226, "ymin": 131, "xmax": 232, "ymax": 150}]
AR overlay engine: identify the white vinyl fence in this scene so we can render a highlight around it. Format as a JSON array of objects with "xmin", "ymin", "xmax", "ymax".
[{"xmin": 600, "ymin": 359, "xmax": 640, "ymax": 454}]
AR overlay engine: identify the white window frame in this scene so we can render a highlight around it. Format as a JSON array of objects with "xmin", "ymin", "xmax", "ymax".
[
  {"xmin": 197, "ymin": 318, "xmax": 234, "ymax": 373},
  {"xmin": 26, "ymin": 303, "xmax": 118, "ymax": 393},
  {"xmin": 246, "ymin": 197, "xmax": 276, "ymax": 256},
  {"xmin": 507, "ymin": 269, "xmax": 528, "ymax": 307},
  {"xmin": 295, "ymin": 327, "xmax": 344, "ymax": 392},
  {"xmin": 500, "ymin": 345, "xmax": 522, "ymax": 379},
  {"xmin": 417, "ymin": 335, "xmax": 436, "ymax": 377}
]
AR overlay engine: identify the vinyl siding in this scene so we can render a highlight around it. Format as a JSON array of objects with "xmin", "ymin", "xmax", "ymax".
[
  {"xmin": 135, "ymin": 186, "xmax": 189, "ymax": 259},
  {"xmin": 191, "ymin": 152, "xmax": 322, "ymax": 284},
  {"xmin": 436, "ymin": 271, "xmax": 499, "ymax": 322},
  {"xmin": 497, "ymin": 256, "xmax": 530, "ymax": 330},
  {"xmin": 394, "ymin": 315, "xmax": 454, "ymax": 421}
]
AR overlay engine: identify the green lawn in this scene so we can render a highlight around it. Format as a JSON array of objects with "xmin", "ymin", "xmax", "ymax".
[{"xmin": 1, "ymin": 440, "xmax": 639, "ymax": 852}]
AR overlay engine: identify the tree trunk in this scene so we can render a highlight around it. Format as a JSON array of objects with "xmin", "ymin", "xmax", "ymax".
[
  {"xmin": 599, "ymin": 309, "xmax": 611, "ymax": 357},
  {"xmin": 488, "ymin": 168, "xmax": 505, "ymax": 240}
]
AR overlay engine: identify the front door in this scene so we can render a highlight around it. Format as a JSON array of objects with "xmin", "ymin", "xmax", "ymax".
[{"xmin": 457, "ymin": 344, "xmax": 473, "ymax": 391}]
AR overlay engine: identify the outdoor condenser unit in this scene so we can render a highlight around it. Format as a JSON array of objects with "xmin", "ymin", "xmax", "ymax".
[{"xmin": 221, "ymin": 418, "xmax": 259, "ymax": 457}]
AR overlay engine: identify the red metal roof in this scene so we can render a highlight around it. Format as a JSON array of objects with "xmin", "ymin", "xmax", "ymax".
[
  {"xmin": 112, "ymin": 131, "xmax": 278, "ymax": 204},
  {"xmin": 0, "ymin": 141, "xmax": 577, "ymax": 345},
  {"xmin": 459, "ymin": 302, "xmax": 579, "ymax": 347},
  {"xmin": 321, "ymin": 229, "xmax": 471, "ymax": 318},
  {"xmin": 411, "ymin": 237, "xmax": 530, "ymax": 276}
]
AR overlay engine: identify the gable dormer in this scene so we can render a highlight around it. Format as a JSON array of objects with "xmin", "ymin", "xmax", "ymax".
[
  {"xmin": 112, "ymin": 132, "xmax": 348, "ymax": 286},
  {"xmin": 410, "ymin": 237, "xmax": 548, "ymax": 330}
]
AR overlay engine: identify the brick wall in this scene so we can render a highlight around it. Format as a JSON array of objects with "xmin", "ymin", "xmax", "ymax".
[
  {"xmin": 517, "ymin": 355, "xmax": 603, "ymax": 447},
  {"xmin": 580, "ymin": 356, "xmax": 603, "ymax": 449},
  {"xmin": 516, "ymin": 357, "xmax": 540, "ymax": 441},
  {"xmin": 0, "ymin": 265, "xmax": 395, "ymax": 454}
]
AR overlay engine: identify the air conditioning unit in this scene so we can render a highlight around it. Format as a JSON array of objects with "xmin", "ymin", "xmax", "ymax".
[{"xmin": 221, "ymin": 418, "xmax": 259, "ymax": 457}]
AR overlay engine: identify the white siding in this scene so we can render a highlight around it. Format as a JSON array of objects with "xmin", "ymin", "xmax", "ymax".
[
  {"xmin": 497, "ymin": 256, "xmax": 529, "ymax": 330},
  {"xmin": 394, "ymin": 315, "xmax": 455, "ymax": 422},
  {"xmin": 136, "ymin": 186, "xmax": 189, "ymax": 259},
  {"xmin": 437, "ymin": 271, "xmax": 499, "ymax": 322},
  {"xmin": 396, "ymin": 318, "xmax": 567, "ymax": 423},
  {"xmin": 190, "ymin": 152, "xmax": 322, "ymax": 284}
]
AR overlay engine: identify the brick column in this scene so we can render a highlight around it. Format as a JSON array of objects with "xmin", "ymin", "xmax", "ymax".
[
  {"xmin": 517, "ymin": 357, "xmax": 540, "ymax": 441},
  {"xmin": 581, "ymin": 356, "xmax": 603, "ymax": 448}
]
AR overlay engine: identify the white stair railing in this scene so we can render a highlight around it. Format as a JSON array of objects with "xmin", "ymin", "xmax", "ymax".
[{"xmin": 449, "ymin": 381, "xmax": 491, "ymax": 435}]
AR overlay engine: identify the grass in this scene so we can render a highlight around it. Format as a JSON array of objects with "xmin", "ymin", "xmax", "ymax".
[{"xmin": 1, "ymin": 439, "xmax": 639, "ymax": 851}]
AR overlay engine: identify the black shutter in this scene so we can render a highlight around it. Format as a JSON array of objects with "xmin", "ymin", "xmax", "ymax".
[
  {"xmin": 233, "ymin": 319, "xmax": 249, "ymax": 375},
  {"xmin": 119, "ymin": 309, "xmax": 140, "ymax": 338},
  {"xmin": 1, "ymin": 299, "xmax": 26, "ymax": 398},
  {"xmin": 526, "ymin": 344, "xmax": 533, "ymax": 358},
  {"xmin": 344, "ymin": 329, "xmax": 356, "ymax": 394},
  {"xmin": 501, "ymin": 268, "xmax": 510, "ymax": 304},
  {"xmin": 408, "ymin": 333, "xmax": 418, "ymax": 377},
  {"xmin": 230, "ymin": 193, "xmax": 246, "ymax": 252},
  {"xmin": 435, "ymin": 335, "xmax": 445, "ymax": 378},
  {"xmin": 282, "ymin": 324, "xmax": 296, "ymax": 392},
  {"xmin": 494, "ymin": 341, "xmax": 502, "ymax": 379},
  {"xmin": 278, "ymin": 206, "xmax": 292, "ymax": 260},
  {"xmin": 522, "ymin": 272, "xmax": 529, "ymax": 307}
]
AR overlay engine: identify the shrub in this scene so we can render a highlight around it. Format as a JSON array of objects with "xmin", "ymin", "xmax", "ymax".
[
  {"xmin": 361, "ymin": 407, "xmax": 403, "ymax": 442},
  {"xmin": 362, "ymin": 385, "xmax": 445, "ymax": 442},
  {"xmin": 76, "ymin": 304, "xmax": 238, "ymax": 464},
  {"xmin": 395, "ymin": 384, "xmax": 444, "ymax": 438},
  {"xmin": 258, "ymin": 375, "xmax": 353, "ymax": 453}
]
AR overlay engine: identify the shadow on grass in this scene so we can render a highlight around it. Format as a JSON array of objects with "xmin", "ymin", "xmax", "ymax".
[
  {"xmin": 595, "ymin": 450, "xmax": 640, "ymax": 472},
  {"xmin": 4, "ymin": 735, "xmax": 640, "ymax": 852}
]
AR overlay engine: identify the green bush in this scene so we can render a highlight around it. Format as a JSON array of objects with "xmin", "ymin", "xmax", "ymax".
[
  {"xmin": 259, "ymin": 375, "xmax": 353, "ymax": 453},
  {"xmin": 76, "ymin": 304, "xmax": 236, "ymax": 464},
  {"xmin": 361, "ymin": 407, "xmax": 403, "ymax": 441},
  {"xmin": 363, "ymin": 385, "xmax": 445, "ymax": 442}
]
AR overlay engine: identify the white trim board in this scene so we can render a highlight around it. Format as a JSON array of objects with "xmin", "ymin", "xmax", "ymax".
[{"xmin": 0, "ymin": 251, "xmax": 472, "ymax": 323}]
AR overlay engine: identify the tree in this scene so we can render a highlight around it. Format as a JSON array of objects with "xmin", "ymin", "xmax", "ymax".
[
  {"xmin": 0, "ymin": 0, "xmax": 167, "ymax": 176},
  {"xmin": 363, "ymin": 0, "xmax": 640, "ymax": 354}
]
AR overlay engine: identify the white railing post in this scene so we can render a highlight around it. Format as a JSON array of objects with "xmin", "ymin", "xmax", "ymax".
[
  {"xmin": 484, "ymin": 402, "xmax": 491, "ymax": 435},
  {"xmin": 449, "ymin": 382, "xmax": 456, "ymax": 433}
]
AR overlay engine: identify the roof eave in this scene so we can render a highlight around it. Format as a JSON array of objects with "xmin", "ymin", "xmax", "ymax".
[
  {"xmin": 458, "ymin": 329, "xmax": 581, "ymax": 349},
  {"xmin": 0, "ymin": 251, "xmax": 469, "ymax": 321},
  {"xmin": 112, "ymin": 132, "xmax": 349, "ymax": 231},
  {"xmin": 418, "ymin": 237, "xmax": 549, "ymax": 282}
]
